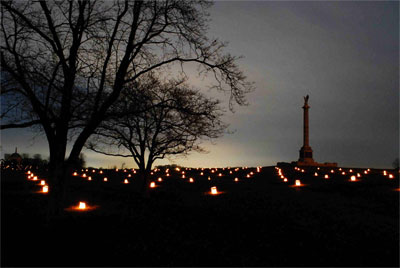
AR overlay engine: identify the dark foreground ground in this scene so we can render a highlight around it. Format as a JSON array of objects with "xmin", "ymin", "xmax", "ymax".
[{"xmin": 2, "ymin": 165, "xmax": 399, "ymax": 267}]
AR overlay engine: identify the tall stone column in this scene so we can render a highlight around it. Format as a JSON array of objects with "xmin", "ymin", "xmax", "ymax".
[
  {"xmin": 303, "ymin": 100, "xmax": 310, "ymax": 147},
  {"xmin": 299, "ymin": 95, "xmax": 314, "ymax": 163}
]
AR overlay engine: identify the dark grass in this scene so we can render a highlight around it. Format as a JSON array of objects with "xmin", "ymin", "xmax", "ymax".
[{"xmin": 1, "ymin": 166, "xmax": 399, "ymax": 267}]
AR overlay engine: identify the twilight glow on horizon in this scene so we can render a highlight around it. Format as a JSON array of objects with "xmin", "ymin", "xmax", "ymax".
[{"xmin": 1, "ymin": 1, "xmax": 398, "ymax": 169}]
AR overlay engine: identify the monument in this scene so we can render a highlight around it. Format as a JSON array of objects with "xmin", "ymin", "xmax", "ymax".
[
  {"xmin": 279, "ymin": 95, "xmax": 337, "ymax": 168},
  {"xmin": 298, "ymin": 95, "xmax": 314, "ymax": 164}
]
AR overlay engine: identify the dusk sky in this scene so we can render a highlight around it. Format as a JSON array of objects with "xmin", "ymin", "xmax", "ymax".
[{"xmin": 1, "ymin": 1, "xmax": 398, "ymax": 169}]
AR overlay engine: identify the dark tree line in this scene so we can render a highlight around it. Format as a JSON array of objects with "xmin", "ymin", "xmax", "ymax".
[{"xmin": 1, "ymin": 0, "xmax": 252, "ymax": 216}]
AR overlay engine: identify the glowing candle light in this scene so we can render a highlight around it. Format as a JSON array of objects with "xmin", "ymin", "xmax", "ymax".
[
  {"xmin": 99, "ymin": 170, "xmax": 103, "ymax": 174},
  {"xmin": 78, "ymin": 202, "xmax": 86, "ymax": 210},
  {"xmin": 317, "ymin": 167, "xmax": 320, "ymax": 170},
  {"xmin": 150, "ymin": 182, "xmax": 156, "ymax": 188},
  {"xmin": 283, "ymin": 178, "xmax": 288, "ymax": 182},
  {"xmin": 166, "ymin": 173, "xmax": 170, "ymax": 177},
  {"xmin": 250, "ymin": 172, "xmax": 254, "ymax": 175},
  {"xmin": 158, "ymin": 177, "xmax": 162, "ymax": 182},
  {"xmin": 218, "ymin": 173, "xmax": 222, "ymax": 177},
  {"xmin": 357, "ymin": 173, "xmax": 361, "ymax": 177},
  {"xmin": 246, "ymin": 174, "xmax": 250, "ymax": 178},
  {"xmin": 104, "ymin": 177, "xmax": 108, "ymax": 182},
  {"xmin": 230, "ymin": 171, "xmax": 233, "ymax": 174},
  {"xmin": 367, "ymin": 169, "xmax": 370, "ymax": 172},
  {"xmin": 295, "ymin": 180, "xmax": 301, "ymax": 186},
  {"xmin": 124, "ymin": 179, "xmax": 129, "ymax": 184},
  {"xmin": 339, "ymin": 168, "xmax": 342, "ymax": 171},
  {"xmin": 301, "ymin": 169, "xmax": 305, "ymax": 173},
  {"xmin": 331, "ymin": 170, "xmax": 334, "ymax": 173},
  {"xmin": 208, "ymin": 176, "xmax": 211, "ymax": 181},
  {"xmin": 234, "ymin": 178, "xmax": 239, "ymax": 182},
  {"xmin": 176, "ymin": 168, "xmax": 180, "ymax": 171},
  {"xmin": 364, "ymin": 170, "xmax": 368, "ymax": 174},
  {"xmin": 211, "ymin": 170, "xmax": 215, "ymax": 173},
  {"xmin": 41, "ymin": 185, "xmax": 48, "ymax": 193},
  {"xmin": 349, "ymin": 169, "xmax": 353, "ymax": 173},
  {"xmin": 128, "ymin": 174, "xmax": 131, "ymax": 177},
  {"xmin": 150, "ymin": 172, "xmax": 154, "ymax": 175},
  {"xmin": 388, "ymin": 174, "xmax": 394, "ymax": 179},
  {"xmin": 314, "ymin": 172, "xmax": 318, "ymax": 176},
  {"xmin": 281, "ymin": 175, "xmax": 285, "ymax": 179},
  {"xmin": 383, "ymin": 170, "xmax": 387, "ymax": 176},
  {"xmin": 82, "ymin": 173, "xmax": 87, "ymax": 178},
  {"xmin": 92, "ymin": 170, "xmax": 95, "ymax": 173},
  {"xmin": 40, "ymin": 180, "xmax": 45, "ymax": 186},
  {"xmin": 200, "ymin": 172, "xmax": 204, "ymax": 176},
  {"xmin": 27, "ymin": 171, "xmax": 31, "ymax": 174},
  {"xmin": 350, "ymin": 175, "xmax": 356, "ymax": 181},
  {"xmin": 73, "ymin": 172, "xmax": 78, "ymax": 176},
  {"xmin": 324, "ymin": 174, "xmax": 329, "ymax": 179},
  {"xmin": 182, "ymin": 175, "xmax": 185, "ymax": 179},
  {"xmin": 182, "ymin": 171, "xmax": 185, "ymax": 174},
  {"xmin": 189, "ymin": 178, "xmax": 194, "ymax": 183},
  {"xmin": 33, "ymin": 176, "xmax": 38, "ymax": 181},
  {"xmin": 88, "ymin": 176, "xmax": 92, "ymax": 181},
  {"xmin": 211, "ymin": 186, "xmax": 218, "ymax": 195},
  {"xmin": 342, "ymin": 172, "xmax": 346, "ymax": 175}
]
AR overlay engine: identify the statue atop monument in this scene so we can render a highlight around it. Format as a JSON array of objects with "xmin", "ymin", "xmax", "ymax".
[{"xmin": 304, "ymin": 95, "xmax": 309, "ymax": 105}]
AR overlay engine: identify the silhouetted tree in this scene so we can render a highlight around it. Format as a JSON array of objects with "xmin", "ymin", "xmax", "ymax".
[
  {"xmin": 1, "ymin": 0, "xmax": 252, "ymax": 214},
  {"xmin": 88, "ymin": 74, "xmax": 226, "ymax": 196}
]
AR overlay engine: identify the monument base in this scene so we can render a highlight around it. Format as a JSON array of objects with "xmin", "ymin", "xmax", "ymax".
[
  {"xmin": 293, "ymin": 161, "xmax": 337, "ymax": 168},
  {"xmin": 276, "ymin": 161, "xmax": 338, "ymax": 168}
]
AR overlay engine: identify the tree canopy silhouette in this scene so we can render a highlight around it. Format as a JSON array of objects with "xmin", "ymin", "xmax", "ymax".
[
  {"xmin": 1, "ymin": 0, "xmax": 252, "ymax": 214},
  {"xmin": 88, "ymin": 73, "xmax": 226, "ymax": 195}
]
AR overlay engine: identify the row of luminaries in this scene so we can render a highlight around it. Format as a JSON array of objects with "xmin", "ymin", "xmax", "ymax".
[
  {"xmin": 25, "ymin": 166, "xmax": 396, "ymax": 211},
  {"xmin": 276, "ymin": 166, "xmax": 395, "ymax": 185}
]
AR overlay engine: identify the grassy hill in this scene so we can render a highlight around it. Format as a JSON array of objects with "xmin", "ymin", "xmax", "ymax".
[{"xmin": 2, "ymin": 165, "xmax": 399, "ymax": 266}]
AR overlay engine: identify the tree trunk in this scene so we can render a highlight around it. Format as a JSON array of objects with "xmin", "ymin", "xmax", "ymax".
[
  {"xmin": 46, "ymin": 141, "xmax": 69, "ymax": 221},
  {"xmin": 46, "ymin": 160, "xmax": 65, "ymax": 220}
]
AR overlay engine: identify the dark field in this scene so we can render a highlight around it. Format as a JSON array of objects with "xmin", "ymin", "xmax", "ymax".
[{"xmin": 2, "ymin": 166, "xmax": 399, "ymax": 267}]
